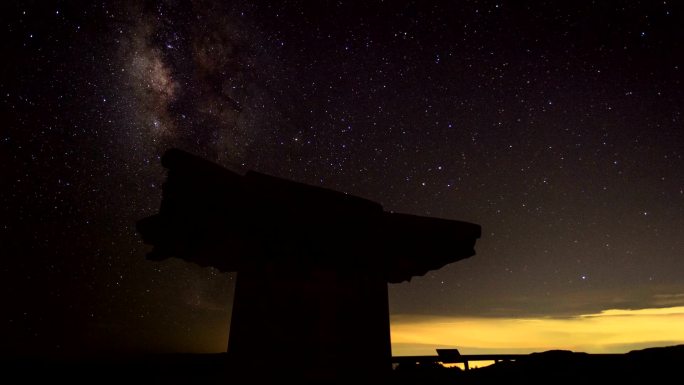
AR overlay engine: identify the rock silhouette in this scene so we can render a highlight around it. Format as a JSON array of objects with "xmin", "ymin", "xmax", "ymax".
[{"xmin": 137, "ymin": 148, "xmax": 481, "ymax": 383}]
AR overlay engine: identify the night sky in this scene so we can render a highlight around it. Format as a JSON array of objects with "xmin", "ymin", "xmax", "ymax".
[{"xmin": 3, "ymin": 1, "xmax": 683, "ymax": 357}]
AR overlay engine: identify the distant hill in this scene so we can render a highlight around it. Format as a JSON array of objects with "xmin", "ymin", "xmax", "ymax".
[{"xmin": 447, "ymin": 345, "xmax": 684, "ymax": 385}]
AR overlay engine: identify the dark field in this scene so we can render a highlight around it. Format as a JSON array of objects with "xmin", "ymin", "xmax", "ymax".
[{"xmin": 4, "ymin": 345, "xmax": 682, "ymax": 384}]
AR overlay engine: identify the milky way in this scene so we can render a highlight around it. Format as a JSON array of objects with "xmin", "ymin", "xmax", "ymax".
[{"xmin": 117, "ymin": 1, "xmax": 271, "ymax": 163}]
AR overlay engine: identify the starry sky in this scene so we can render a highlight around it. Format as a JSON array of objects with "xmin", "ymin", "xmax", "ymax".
[{"xmin": 3, "ymin": 1, "xmax": 684, "ymax": 357}]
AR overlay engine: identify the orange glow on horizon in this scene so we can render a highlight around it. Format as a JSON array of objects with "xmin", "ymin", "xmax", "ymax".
[{"xmin": 390, "ymin": 306, "xmax": 684, "ymax": 356}]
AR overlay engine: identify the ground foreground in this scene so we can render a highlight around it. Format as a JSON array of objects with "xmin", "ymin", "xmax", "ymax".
[{"xmin": 3, "ymin": 345, "xmax": 682, "ymax": 384}]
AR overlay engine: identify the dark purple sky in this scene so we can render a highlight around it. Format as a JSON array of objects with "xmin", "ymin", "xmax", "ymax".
[{"xmin": 3, "ymin": 0, "xmax": 683, "ymax": 355}]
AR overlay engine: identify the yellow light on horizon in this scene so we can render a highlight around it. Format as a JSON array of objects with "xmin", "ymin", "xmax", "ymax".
[{"xmin": 390, "ymin": 306, "xmax": 684, "ymax": 356}]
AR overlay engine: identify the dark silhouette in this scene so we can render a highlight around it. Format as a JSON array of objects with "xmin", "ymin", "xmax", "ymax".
[
  {"xmin": 136, "ymin": 148, "xmax": 481, "ymax": 383},
  {"xmin": 387, "ymin": 345, "xmax": 684, "ymax": 385}
]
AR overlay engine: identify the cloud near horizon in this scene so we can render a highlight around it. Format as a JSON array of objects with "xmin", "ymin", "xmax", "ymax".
[{"xmin": 390, "ymin": 305, "xmax": 684, "ymax": 356}]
